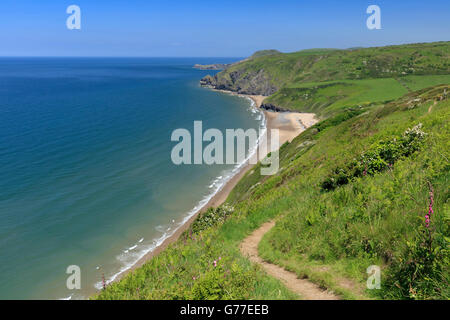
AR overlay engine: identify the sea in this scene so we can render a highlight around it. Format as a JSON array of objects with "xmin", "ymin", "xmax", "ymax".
[{"xmin": 0, "ymin": 57, "xmax": 265, "ymax": 299}]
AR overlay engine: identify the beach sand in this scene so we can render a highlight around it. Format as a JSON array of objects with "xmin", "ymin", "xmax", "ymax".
[{"xmin": 111, "ymin": 91, "xmax": 318, "ymax": 284}]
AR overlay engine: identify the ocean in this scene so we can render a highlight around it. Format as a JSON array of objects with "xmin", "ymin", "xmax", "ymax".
[{"xmin": 0, "ymin": 57, "xmax": 264, "ymax": 299}]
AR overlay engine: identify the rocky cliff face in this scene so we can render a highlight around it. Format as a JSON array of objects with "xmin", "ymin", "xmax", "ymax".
[
  {"xmin": 200, "ymin": 68, "xmax": 278, "ymax": 96},
  {"xmin": 260, "ymin": 103, "xmax": 289, "ymax": 112},
  {"xmin": 198, "ymin": 49, "xmax": 284, "ymax": 96}
]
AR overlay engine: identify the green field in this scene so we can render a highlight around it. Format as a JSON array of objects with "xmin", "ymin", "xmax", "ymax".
[
  {"xmin": 401, "ymin": 74, "xmax": 450, "ymax": 91},
  {"xmin": 96, "ymin": 42, "xmax": 449, "ymax": 300},
  {"xmin": 265, "ymin": 78, "xmax": 409, "ymax": 117},
  {"xmin": 264, "ymin": 75, "xmax": 450, "ymax": 117}
]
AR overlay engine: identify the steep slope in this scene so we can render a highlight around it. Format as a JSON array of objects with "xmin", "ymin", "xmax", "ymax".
[
  {"xmin": 96, "ymin": 83, "xmax": 449, "ymax": 300},
  {"xmin": 95, "ymin": 41, "xmax": 449, "ymax": 300},
  {"xmin": 231, "ymin": 85, "xmax": 450, "ymax": 300}
]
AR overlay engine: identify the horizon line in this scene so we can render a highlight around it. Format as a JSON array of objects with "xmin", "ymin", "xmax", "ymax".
[
  {"xmin": 0, "ymin": 56, "xmax": 245, "ymax": 59},
  {"xmin": 1, "ymin": 40, "xmax": 448, "ymax": 59}
]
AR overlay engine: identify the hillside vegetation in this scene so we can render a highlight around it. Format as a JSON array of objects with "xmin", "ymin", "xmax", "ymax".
[
  {"xmin": 201, "ymin": 41, "xmax": 450, "ymax": 116},
  {"xmin": 249, "ymin": 49, "xmax": 282, "ymax": 59},
  {"xmin": 96, "ymin": 42, "xmax": 449, "ymax": 300}
]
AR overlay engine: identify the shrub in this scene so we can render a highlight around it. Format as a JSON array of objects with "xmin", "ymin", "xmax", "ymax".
[
  {"xmin": 190, "ymin": 205, "xmax": 234, "ymax": 235},
  {"xmin": 321, "ymin": 123, "xmax": 427, "ymax": 191},
  {"xmin": 190, "ymin": 258, "xmax": 254, "ymax": 299},
  {"xmin": 382, "ymin": 183, "xmax": 450, "ymax": 299},
  {"xmin": 313, "ymin": 108, "xmax": 366, "ymax": 132}
]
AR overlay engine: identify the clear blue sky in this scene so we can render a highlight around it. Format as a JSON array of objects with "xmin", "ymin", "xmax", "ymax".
[{"xmin": 1, "ymin": 0, "xmax": 449, "ymax": 57}]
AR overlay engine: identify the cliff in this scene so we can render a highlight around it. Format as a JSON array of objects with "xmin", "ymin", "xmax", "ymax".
[{"xmin": 200, "ymin": 68, "xmax": 278, "ymax": 96}]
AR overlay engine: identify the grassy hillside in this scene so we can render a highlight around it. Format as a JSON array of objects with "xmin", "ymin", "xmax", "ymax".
[
  {"xmin": 96, "ymin": 84, "xmax": 449, "ymax": 300},
  {"xmin": 202, "ymin": 42, "xmax": 450, "ymax": 115},
  {"xmin": 96, "ymin": 42, "xmax": 449, "ymax": 300},
  {"xmin": 222, "ymin": 42, "xmax": 448, "ymax": 88},
  {"xmin": 234, "ymin": 85, "xmax": 450, "ymax": 300},
  {"xmin": 264, "ymin": 75, "xmax": 450, "ymax": 117},
  {"xmin": 264, "ymin": 78, "xmax": 408, "ymax": 117},
  {"xmin": 250, "ymin": 49, "xmax": 282, "ymax": 59}
]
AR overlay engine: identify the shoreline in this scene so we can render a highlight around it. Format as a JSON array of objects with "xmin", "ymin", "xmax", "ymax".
[{"xmin": 99, "ymin": 88, "xmax": 318, "ymax": 294}]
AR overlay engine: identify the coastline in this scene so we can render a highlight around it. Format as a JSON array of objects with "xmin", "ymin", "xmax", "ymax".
[{"xmin": 101, "ymin": 88, "xmax": 318, "ymax": 293}]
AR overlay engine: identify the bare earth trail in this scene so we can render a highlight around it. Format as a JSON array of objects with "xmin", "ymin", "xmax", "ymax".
[
  {"xmin": 240, "ymin": 221, "xmax": 339, "ymax": 300},
  {"xmin": 239, "ymin": 95, "xmax": 339, "ymax": 299},
  {"xmin": 219, "ymin": 93, "xmax": 339, "ymax": 299}
]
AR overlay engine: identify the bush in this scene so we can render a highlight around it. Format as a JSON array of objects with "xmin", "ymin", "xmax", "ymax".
[
  {"xmin": 382, "ymin": 184, "xmax": 449, "ymax": 299},
  {"xmin": 321, "ymin": 123, "xmax": 427, "ymax": 191},
  {"xmin": 191, "ymin": 258, "xmax": 254, "ymax": 299},
  {"xmin": 190, "ymin": 205, "xmax": 234, "ymax": 235},
  {"xmin": 313, "ymin": 108, "xmax": 366, "ymax": 132},
  {"xmin": 383, "ymin": 226, "xmax": 449, "ymax": 299}
]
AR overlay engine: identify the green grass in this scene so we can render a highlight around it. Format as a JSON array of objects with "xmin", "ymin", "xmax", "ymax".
[
  {"xmin": 252, "ymin": 86, "xmax": 450, "ymax": 300},
  {"xmin": 249, "ymin": 49, "xmax": 282, "ymax": 59},
  {"xmin": 401, "ymin": 74, "xmax": 450, "ymax": 91},
  {"xmin": 95, "ymin": 203, "xmax": 299, "ymax": 300},
  {"xmin": 264, "ymin": 78, "xmax": 409, "ymax": 117},
  {"xmin": 96, "ymin": 41, "xmax": 449, "ymax": 300},
  {"xmin": 97, "ymin": 85, "xmax": 449, "ymax": 300},
  {"xmin": 209, "ymin": 41, "xmax": 449, "ymax": 98}
]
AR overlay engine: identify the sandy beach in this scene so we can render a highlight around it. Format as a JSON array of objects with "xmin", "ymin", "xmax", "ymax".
[{"xmin": 111, "ymin": 90, "xmax": 317, "ymax": 284}]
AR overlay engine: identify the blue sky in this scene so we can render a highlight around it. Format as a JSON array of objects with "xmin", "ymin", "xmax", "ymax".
[{"xmin": 0, "ymin": 0, "xmax": 449, "ymax": 57}]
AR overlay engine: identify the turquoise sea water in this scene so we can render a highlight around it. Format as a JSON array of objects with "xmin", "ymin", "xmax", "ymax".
[{"xmin": 0, "ymin": 58, "xmax": 264, "ymax": 299}]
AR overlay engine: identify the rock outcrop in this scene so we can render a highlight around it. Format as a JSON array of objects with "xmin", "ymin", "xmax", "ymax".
[
  {"xmin": 260, "ymin": 103, "xmax": 289, "ymax": 112},
  {"xmin": 200, "ymin": 68, "xmax": 278, "ymax": 96},
  {"xmin": 197, "ymin": 49, "xmax": 284, "ymax": 96}
]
